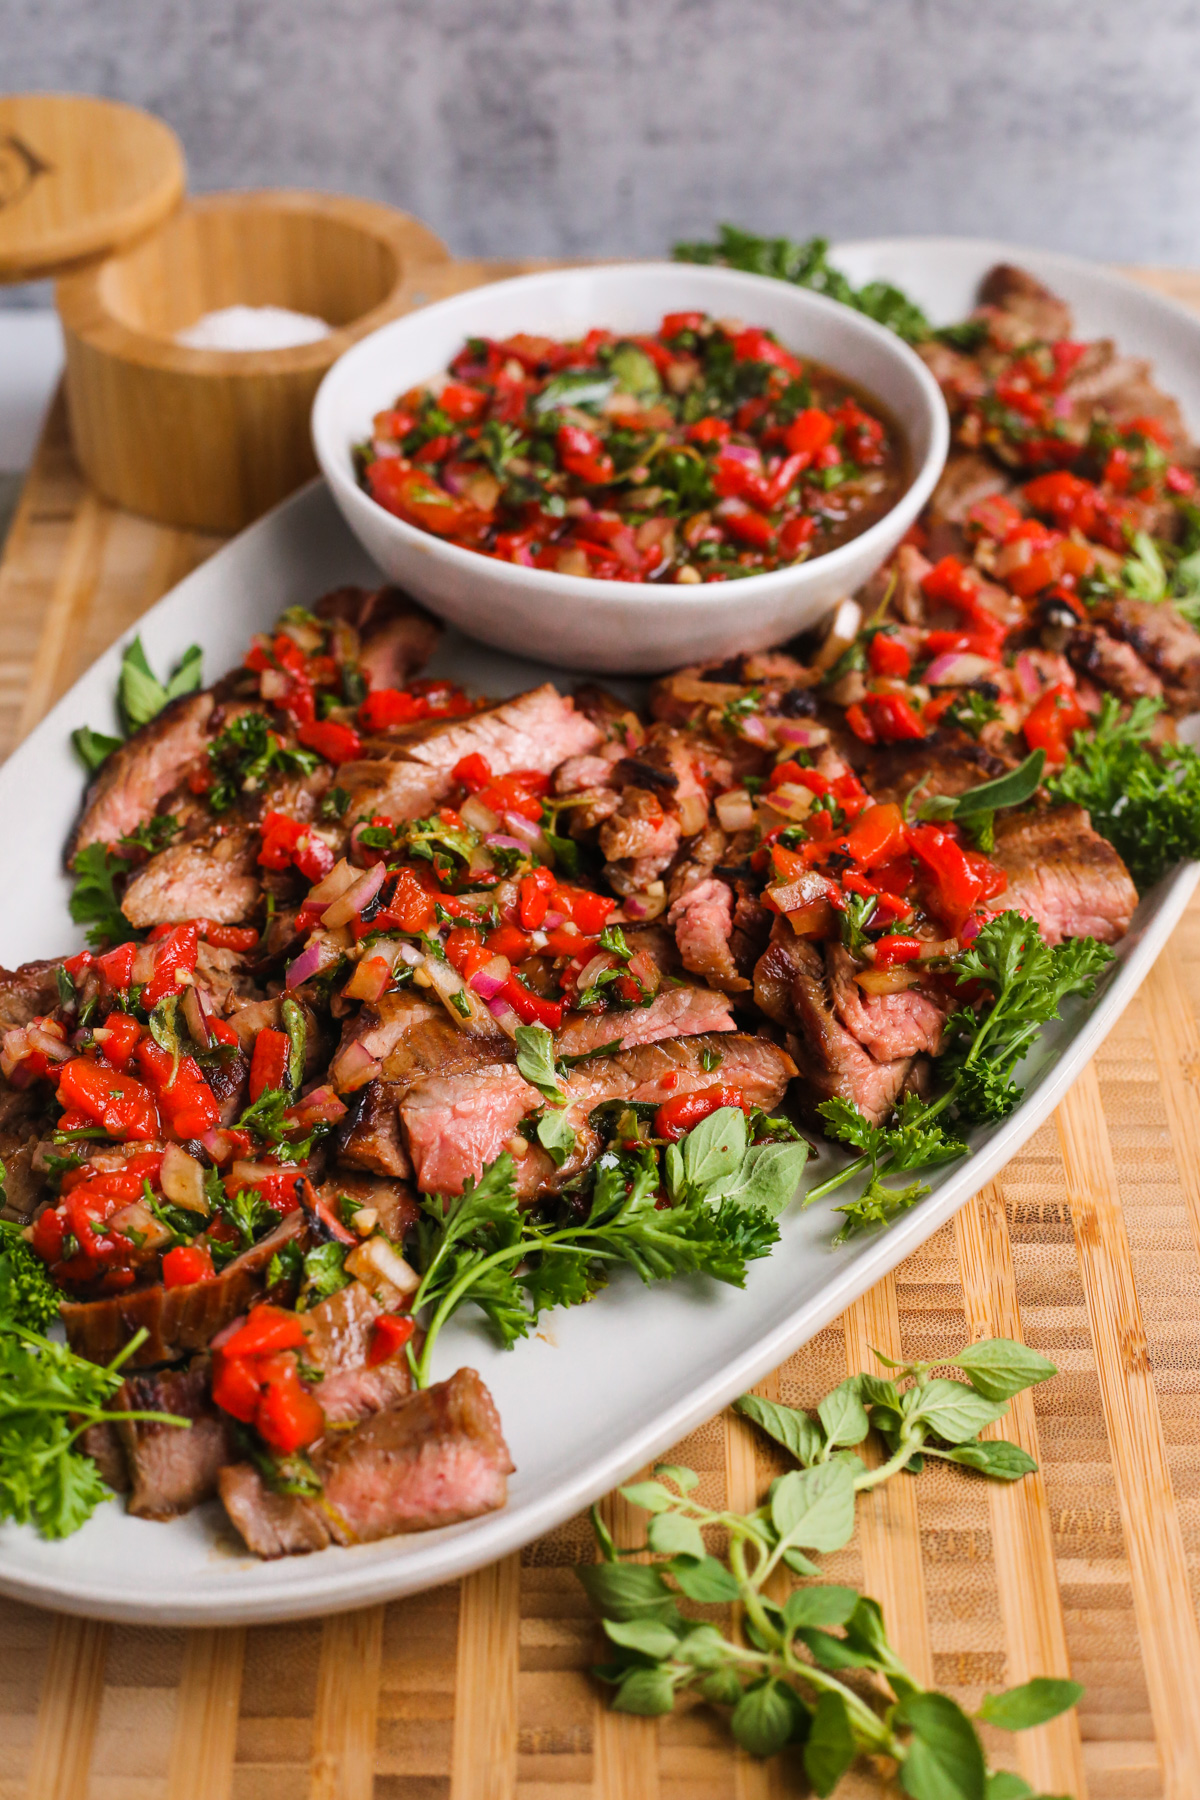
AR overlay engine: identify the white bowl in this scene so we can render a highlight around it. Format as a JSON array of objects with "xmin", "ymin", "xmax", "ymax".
[{"xmin": 312, "ymin": 262, "xmax": 949, "ymax": 674}]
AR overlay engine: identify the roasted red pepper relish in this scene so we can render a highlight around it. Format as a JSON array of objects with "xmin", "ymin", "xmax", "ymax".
[{"xmin": 359, "ymin": 315, "xmax": 905, "ymax": 583}]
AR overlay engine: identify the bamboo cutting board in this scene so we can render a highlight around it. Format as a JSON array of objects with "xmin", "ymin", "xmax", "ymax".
[{"xmin": 3, "ymin": 268, "xmax": 1200, "ymax": 1800}]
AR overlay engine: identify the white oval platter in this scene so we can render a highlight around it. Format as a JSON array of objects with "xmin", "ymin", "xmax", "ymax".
[{"xmin": 0, "ymin": 238, "xmax": 1195, "ymax": 1622}]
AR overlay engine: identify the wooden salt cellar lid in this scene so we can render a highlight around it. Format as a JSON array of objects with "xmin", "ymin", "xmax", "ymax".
[{"xmin": 0, "ymin": 92, "xmax": 185, "ymax": 282}]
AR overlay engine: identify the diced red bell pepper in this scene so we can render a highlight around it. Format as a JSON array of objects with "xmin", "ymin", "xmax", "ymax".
[
  {"xmin": 867, "ymin": 632, "xmax": 912, "ymax": 679},
  {"xmin": 778, "ymin": 515, "xmax": 817, "ymax": 557},
  {"xmin": 654, "ymin": 1086, "xmax": 753, "ymax": 1142},
  {"xmin": 142, "ymin": 923, "xmax": 199, "ymax": 1008},
  {"xmin": 906, "ymin": 823, "xmax": 1006, "ymax": 934},
  {"xmin": 731, "ymin": 328, "xmax": 802, "ymax": 378},
  {"xmin": 162, "ymin": 1244, "xmax": 215, "ymax": 1288},
  {"xmin": 255, "ymin": 1362, "xmax": 325, "ymax": 1454},
  {"xmin": 844, "ymin": 702, "xmax": 877, "ymax": 745},
  {"xmin": 249, "ymin": 1028, "xmax": 290, "ymax": 1101},
  {"xmin": 864, "ymin": 692, "xmax": 926, "ymax": 743},
  {"xmin": 377, "ymin": 867, "xmax": 438, "ymax": 935},
  {"xmin": 296, "ymin": 718, "xmax": 362, "ymax": 766},
  {"xmin": 518, "ymin": 867, "xmax": 557, "ymax": 929},
  {"xmin": 501, "ymin": 977, "xmax": 563, "ymax": 1030},
  {"xmin": 874, "ymin": 935, "xmax": 923, "ymax": 968},
  {"xmin": 209, "ymin": 1017, "xmax": 241, "ymax": 1048},
  {"xmin": 97, "ymin": 941, "xmax": 136, "ymax": 990},
  {"xmin": 721, "ymin": 502, "xmax": 775, "ymax": 550},
  {"xmin": 367, "ymin": 1313, "xmax": 416, "ymax": 1367},
  {"xmin": 686, "ymin": 416, "xmax": 731, "ymax": 446},
  {"xmin": 211, "ymin": 1349, "xmax": 263, "ymax": 1423},
  {"xmin": 438, "ymin": 381, "xmax": 487, "ymax": 423},
  {"xmin": 1023, "ymin": 471, "xmax": 1100, "ymax": 537},
  {"xmin": 443, "ymin": 929, "xmax": 491, "ymax": 981},
  {"xmin": 476, "ymin": 769, "xmax": 550, "ymax": 823},
  {"xmin": 557, "ymin": 424, "xmax": 614, "ymax": 485},
  {"xmin": 57, "ymin": 1058, "xmax": 159, "ymax": 1141},
  {"xmin": 453, "ymin": 752, "xmax": 493, "ymax": 792},
  {"xmin": 100, "ymin": 1010, "xmax": 142, "ymax": 1070},
  {"xmin": 783, "ymin": 408, "xmax": 835, "ymax": 462},
  {"xmin": 366, "ymin": 459, "xmax": 491, "ymax": 539},
  {"xmin": 1021, "ymin": 683, "xmax": 1090, "ymax": 764},
  {"xmin": 661, "ymin": 311, "xmax": 706, "ymax": 338},
  {"xmin": 486, "ymin": 923, "xmax": 534, "ymax": 964},
  {"xmin": 134, "ymin": 1038, "xmax": 222, "ymax": 1138},
  {"xmin": 200, "ymin": 922, "xmax": 259, "ymax": 951},
  {"xmin": 553, "ymin": 885, "xmax": 615, "ymax": 935},
  {"xmin": 223, "ymin": 1304, "xmax": 308, "ymax": 1360},
  {"xmin": 843, "ymin": 803, "xmax": 906, "ymax": 872},
  {"xmin": 360, "ymin": 687, "xmax": 427, "ymax": 731},
  {"xmin": 258, "ymin": 811, "xmax": 335, "ymax": 882}
]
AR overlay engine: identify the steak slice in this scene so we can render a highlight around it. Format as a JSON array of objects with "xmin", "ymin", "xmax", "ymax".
[
  {"xmin": 1095, "ymin": 597, "xmax": 1200, "ymax": 711},
  {"xmin": 314, "ymin": 586, "xmax": 441, "ymax": 689},
  {"xmin": 826, "ymin": 943, "xmax": 949, "ymax": 1063},
  {"xmin": 399, "ymin": 1032, "xmax": 796, "ymax": 1198},
  {"xmin": 120, "ymin": 828, "xmax": 262, "ymax": 928},
  {"xmin": 754, "ymin": 924, "xmax": 913, "ymax": 1126},
  {"xmin": 667, "ymin": 877, "xmax": 751, "ymax": 995},
  {"xmin": 116, "ymin": 1358, "xmax": 235, "ymax": 1520},
  {"xmin": 70, "ymin": 691, "xmax": 215, "ymax": 859},
  {"xmin": 977, "ymin": 264, "xmax": 1074, "ymax": 343},
  {"xmin": 62, "ymin": 1211, "xmax": 309, "ymax": 1367},
  {"xmin": 987, "ymin": 806, "xmax": 1138, "ymax": 944},
  {"xmin": 303, "ymin": 1281, "xmax": 414, "ymax": 1424},
  {"xmin": 401, "ymin": 1064, "xmax": 540, "ymax": 1194},
  {"xmin": 1069, "ymin": 623, "xmax": 1164, "ymax": 704},
  {"xmin": 219, "ymin": 1367, "xmax": 513, "ymax": 1557},
  {"xmin": 0, "ymin": 959, "xmax": 67, "ymax": 1029},
  {"xmin": 339, "ymin": 685, "xmax": 600, "ymax": 824},
  {"xmin": 554, "ymin": 980, "xmax": 735, "ymax": 1058}
]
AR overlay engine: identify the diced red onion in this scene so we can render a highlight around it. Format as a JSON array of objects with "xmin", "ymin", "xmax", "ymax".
[
  {"xmin": 182, "ymin": 984, "xmax": 212, "ymax": 1049},
  {"xmin": 775, "ymin": 721, "xmax": 830, "ymax": 748},
  {"xmin": 306, "ymin": 857, "xmax": 358, "ymax": 906},
  {"xmin": 486, "ymin": 997, "xmax": 521, "ymax": 1035},
  {"xmin": 330, "ymin": 1038, "xmax": 384, "ymax": 1093},
  {"xmin": 542, "ymin": 910, "xmax": 566, "ymax": 930},
  {"xmin": 501, "ymin": 812, "xmax": 544, "ymax": 848},
  {"xmin": 0, "ymin": 1027, "xmax": 29, "ymax": 1079},
  {"xmin": 27, "ymin": 1024, "xmax": 72, "ymax": 1063},
  {"xmin": 469, "ymin": 954, "xmax": 511, "ymax": 1001},
  {"xmin": 925, "ymin": 651, "xmax": 998, "ymax": 687},
  {"xmin": 291, "ymin": 1083, "xmax": 349, "ymax": 1124},
  {"xmin": 286, "ymin": 938, "xmax": 331, "ymax": 990},
  {"xmin": 1014, "ymin": 652, "xmax": 1043, "ymax": 703},
  {"xmin": 461, "ymin": 794, "xmax": 500, "ymax": 835},
  {"xmin": 622, "ymin": 894, "xmax": 652, "ymax": 920},
  {"xmin": 321, "ymin": 860, "xmax": 385, "ymax": 928},
  {"xmin": 485, "ymin": 834, "xmax": 529, "ymax": 852},
  {"xmin": 739, "ymin": 714, "xmax": 771, "ymax": 746},
  {"xmin": 577, "ymin": 952, "xmax": 614, "ymax": 991},
  {"xmin": 715, "ymin": 788, "xmax": 754, "ymax": 832},
  {"xmin": 720, "ymin": 442, "xmax": 763, "ymax": 474}
]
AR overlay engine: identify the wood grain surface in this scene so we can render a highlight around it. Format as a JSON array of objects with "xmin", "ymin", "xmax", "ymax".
[{"xmin": 2, "ymin": 268, "xmax": 1200, "ymax": 1800}]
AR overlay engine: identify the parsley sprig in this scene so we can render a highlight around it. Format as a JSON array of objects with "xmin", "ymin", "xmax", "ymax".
[
  {"xmin": 1049, "ymin": 693, "xmax": 1200, "ymax": 891},
  {"xmin": 808, "ymin": 912, "xmax": 1112, "ymax": 1235},
  {"xmin": 406, "ymin": 1109, "xmax": 808, "ymax": 1387}
]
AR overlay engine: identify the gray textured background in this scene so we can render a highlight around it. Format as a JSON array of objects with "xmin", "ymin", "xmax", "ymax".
[{"xmin": 4, "ymin": 0, "xmax": 1200, "ymax": 276}]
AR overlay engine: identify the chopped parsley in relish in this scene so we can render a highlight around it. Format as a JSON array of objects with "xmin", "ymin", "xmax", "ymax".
[{"xmin": 358, "ymin": 313, "xmax": 906, "ymax": 582}]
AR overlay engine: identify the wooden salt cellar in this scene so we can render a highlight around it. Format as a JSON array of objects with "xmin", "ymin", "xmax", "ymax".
[
  {"xmin": 0, "ymin": 93, "xmax": 449, "ymax": 532},
  {"xmin": 56, "ymin": 190, "xmax": 448, "ymax": 531}
]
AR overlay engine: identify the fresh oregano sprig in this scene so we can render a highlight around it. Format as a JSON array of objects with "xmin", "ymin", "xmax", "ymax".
[{"xmin": 578, "ymin": 1337, "xmax": 1071, "ymax": 1791}]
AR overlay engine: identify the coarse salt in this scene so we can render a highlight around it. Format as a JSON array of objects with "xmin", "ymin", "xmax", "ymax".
[{"xmin": 176, "ymin": 304, "xmax": 332, "ymax": 352}]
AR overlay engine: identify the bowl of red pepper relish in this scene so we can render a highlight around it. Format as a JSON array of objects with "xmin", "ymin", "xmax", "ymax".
[{"xmin": 313, "ymin": 264, "xmax": 948, "ymax": 672}]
